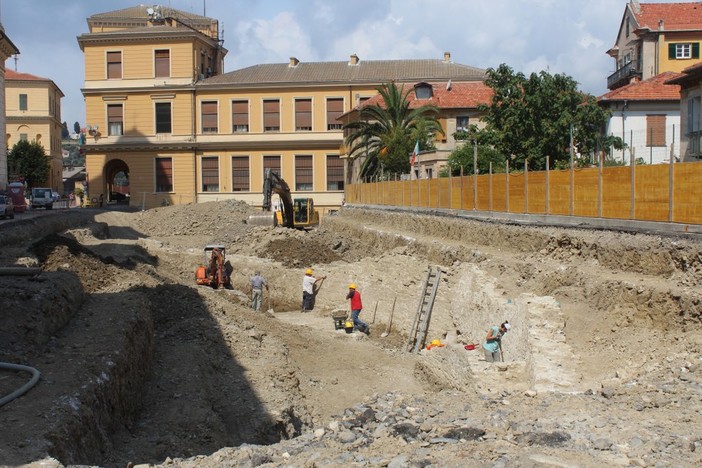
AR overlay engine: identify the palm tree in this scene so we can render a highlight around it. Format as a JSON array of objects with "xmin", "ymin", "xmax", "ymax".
[{"xmin": 344, "ymin": 82, "xmax": 444, "ymax": 180}]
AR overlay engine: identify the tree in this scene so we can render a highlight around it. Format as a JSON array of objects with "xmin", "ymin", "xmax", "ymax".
[
  {"xmin": 343, "ymin": 82, "xmax": 444, "ymax": 179},
  {"xmin": 477, "ymin": 64, "xmax": 616, "ymax": 170},
  {"xmin": 7, "ymin": 140, "xmax": 50, "ymax": 187},
  {"xmin": 61, "ymin": 121, "xmax": 69, "ymax": 139},
  {"xmin": 445, "ymin": 141, "xmax": 506, "ymax": 176},
  {"xmin": 74, "ymin": 121, "xmax": 81, "ymax": 134}
]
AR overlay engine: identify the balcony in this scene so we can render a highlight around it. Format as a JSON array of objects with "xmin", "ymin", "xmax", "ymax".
[{"xmin": 607, "ymin": 61, "xmax": 641, "ymax": 90}]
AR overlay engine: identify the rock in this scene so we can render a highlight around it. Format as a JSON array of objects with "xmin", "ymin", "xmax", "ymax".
[
  {"xmin": 338, "ymin": 430, "xmax": 356, "ymax": 443},
  {"xmin": 524, "ymin": 390, "xmax": 537, "ymax": 397},
  {"xmin": 592, "ymin": 438, "xmax": 613, "ymax": 450},
  {"xmin": 387, "ymin": 455, "xmax": 409, "ymax": 468}
]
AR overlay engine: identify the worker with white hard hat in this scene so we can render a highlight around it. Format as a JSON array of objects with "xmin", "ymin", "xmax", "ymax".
[{"xmin": 302, "ymin": 268, "xmax": 325, "ymax": 312}]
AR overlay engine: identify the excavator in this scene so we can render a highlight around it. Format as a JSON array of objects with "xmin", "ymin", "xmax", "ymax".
[
  {"xmin": 248, "ymin": 168, "xmax": 320, "ymax": 228},
  {"xmin": 195, "ymin": 244, "xmax": 231, "ymax": 289}
]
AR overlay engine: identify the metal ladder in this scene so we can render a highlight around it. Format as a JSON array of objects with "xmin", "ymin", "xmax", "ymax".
[{"xmin": 406, "ymin": 266, "xmax": 442, "ymax": 353}]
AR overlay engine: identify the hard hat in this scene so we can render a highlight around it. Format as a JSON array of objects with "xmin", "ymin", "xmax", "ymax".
[
  {"xmin": 348, "ymin": 283, "xmax": 356, "ymax": 289},
  {"xmin": 431, "ymin": 339, "xmax": 441, "ymax": 346},
  {"xmin": 305, "ymin": 268, "xmax": 313, "ymax": 275}
]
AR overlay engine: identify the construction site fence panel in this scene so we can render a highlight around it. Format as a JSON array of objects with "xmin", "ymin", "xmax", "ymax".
[{"xmin": 346, "ymin": 161, "xmax": 702, "ymax": 225}]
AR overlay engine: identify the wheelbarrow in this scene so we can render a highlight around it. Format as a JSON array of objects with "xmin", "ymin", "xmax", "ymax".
[{"xmin": 331, "ymin": 309, "xmax": 348, "ymax": 330}]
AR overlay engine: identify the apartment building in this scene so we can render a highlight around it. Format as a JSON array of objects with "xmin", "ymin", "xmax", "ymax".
[
  {"xmin": 0, "ymin": 25, "xmax": 19, "ymax": 190},
  {"xmin": 340, "ymin": 81, "xmax": 493, "ymax": 180},
  {"xmin": 601, "ymin": 1, "xmax": 702, "ymax": 165},
  {"xmin": 607, "ymin": 0, "xmax": 702, "ymax": 91},
  {"xmin": 5, "ymin": 70, "xmax": 65, "ymax": 191},
  {"xmin": 79, "ymin": 5, "xmax": 485, "ymax": 211}
]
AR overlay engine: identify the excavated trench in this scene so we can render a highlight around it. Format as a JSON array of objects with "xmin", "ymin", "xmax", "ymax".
[{"xmin": 1, "ymin": 205, "xmax": 701, "ymax": 467}]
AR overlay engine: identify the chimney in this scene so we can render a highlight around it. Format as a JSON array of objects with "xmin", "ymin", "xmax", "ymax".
[
  {"xmin": 443, "ymin": 51, "xmax": 451, "ymax": 63},
  {"xmin": 349, "ymin": 54, "xmax": 360, "ymax": 66},
  {"xmin": 289, "ymin": 57, "xmax": 299, "ymax": 67},
  {"xmin": 658, "ymin": 19, "xmax": 664, "ymax": 30}
]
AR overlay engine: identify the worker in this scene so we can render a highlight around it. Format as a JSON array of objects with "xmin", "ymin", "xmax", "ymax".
[
  {"xmin": 250, "ymin": 271, "xmax": 269, "ymax": 312},
  {"xmin": 483, "ymin": 321, "xmax": 510, "ymax": 362},
  {"xmin": 302, "ymin": 268, "xmax": 325, "ymax": 312},
  {"xmin": 346, "ymin": 283, "xmax": 369, "ymax": 335}
]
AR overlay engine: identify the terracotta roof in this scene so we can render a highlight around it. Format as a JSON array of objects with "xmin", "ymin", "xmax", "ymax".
[
  {"xmin": 665, "ymin": 61, "xmax": 702, "ymax": 85},
  {"xmin": 88, "ymin": 5, "xmax": 213, "ymax": 25},
  {"xmin": 359, "ymin": 82, "xmax": 493, "ymax": 110},
  {"xmin": 200, "ymin": 59, "xmax": 485, "ymax": 87},
  {"xmin": 598, "ymin": 71, "xmax": 681, "ymax": 101},
  {"xmin": 633, "ymin": 2, "xmax": 702, "ymax": 31},
  {"xmin": 5, "ymin": 69, "xmax": 49, "ymax": 81}
]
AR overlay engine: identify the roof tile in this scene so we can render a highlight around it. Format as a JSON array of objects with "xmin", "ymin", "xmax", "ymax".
[
  {"xmin": 634, "ymin": 2, "xmax": 702, "ymax": 31},
  {"xmin": 599, "ymin": 71, "xmax": 681, "ymax": 101}
]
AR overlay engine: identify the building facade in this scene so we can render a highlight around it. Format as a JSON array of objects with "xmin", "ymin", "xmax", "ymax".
[
  {"xmin": 0, "ymin": 25, "xmax": 19, "ymax": 191},
  {"xmin": 5, "ymin": 70, "xmax": 65, "ymax": 190},
  {"xmin": 80, "ymin": 5, "xmax": 485, "ymax": 211},
  {"xmin": 599, "ymin": 71, "xmax": 681, "ymax": 164},
  {"xmin": 667, "ymin": 62, "xmax": 702, "ymax": 161},
  {"xmin": 340, "ymin": 81, "xmax": 493, "ymax": 180},
  {"xmin": 607, "ymin": 0, "xmax": 702, "ymax": 91}
]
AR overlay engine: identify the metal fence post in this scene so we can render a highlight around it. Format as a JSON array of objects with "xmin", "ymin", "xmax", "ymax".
[
  {"xmin": 505, "ymin": 160, "xmax": 509, "ymax": 212},
  {"xmin": 545, "ymin": 156, "xmax": 550, "ymax": 215}
]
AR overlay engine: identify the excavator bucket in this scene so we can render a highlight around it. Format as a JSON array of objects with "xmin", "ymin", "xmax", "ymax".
[{"xmin": 247, "ymin": 212, "xmax": 278, "ymax": 227}]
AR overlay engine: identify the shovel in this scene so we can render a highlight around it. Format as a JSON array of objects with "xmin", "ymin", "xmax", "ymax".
[
  {"xmin": 266, "ymin": 290, "xmax": 274, "ymax": 314},
  {"xmin": 381, "ymin": 296, "xmax": 396, "ymax": 338}
]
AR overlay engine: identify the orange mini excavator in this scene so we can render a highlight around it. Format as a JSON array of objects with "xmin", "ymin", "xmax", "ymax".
[{"xmin": 195, "ymin": 245, "xmax": 231, "ymax": 289}]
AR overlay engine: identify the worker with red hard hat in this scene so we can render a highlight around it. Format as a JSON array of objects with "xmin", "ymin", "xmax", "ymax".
[{"xmin": 346, "ymin": 283, "xmax": 369, "ymax": 335}]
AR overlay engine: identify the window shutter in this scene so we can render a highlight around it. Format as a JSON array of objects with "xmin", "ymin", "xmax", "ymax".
[
  {"xmin": 232, "ymin": 101, "xmax": 248, "ymax": 125},
  {"xmin": 201, "ymin": 101, "xmax": 218, "ymax": 132},
  {"xmin": 155, "ymin": 50, "xmax": 170, "ymax": 78},
  {"xmin": 693, "ymin": 43, "xmax": 700, "ymax": 59},
  {"xmin": 263, "ymin": 100, "xmax": 280, "ymax": 129},
  {"xmin": 295, "ymin": 99, "xmax": 312, "ymax": 129},
  {"xmin": 669, "ymin": 43, "xmax": 676, "ymax": 59}
]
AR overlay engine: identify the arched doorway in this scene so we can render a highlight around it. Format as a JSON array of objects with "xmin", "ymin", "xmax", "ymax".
[{"xmin": 104, "ymin": 159, "xmax": 130, "ymax": 203}]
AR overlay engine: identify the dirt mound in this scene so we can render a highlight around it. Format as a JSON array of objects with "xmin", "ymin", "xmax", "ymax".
[{"xmin": 260, "ymin": 237, "xmax": 342, "ymax": 267}]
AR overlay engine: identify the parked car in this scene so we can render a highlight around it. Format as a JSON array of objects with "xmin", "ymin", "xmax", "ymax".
[
  {"xmin": 0, "ymin": 194, "xmax": 15, "ymax": 219},
  {"xmin": 110, "ymin": 191, "xmax": 128, "ymax": 201},
  {"xmin": 52, "ymin": 191, "xmax": 61, "ymax": 201}
]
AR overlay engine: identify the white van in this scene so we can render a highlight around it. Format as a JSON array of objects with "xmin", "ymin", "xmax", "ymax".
[{"xmin": 31, "ymin": 187, "xmax": 54, "ymax": 210}]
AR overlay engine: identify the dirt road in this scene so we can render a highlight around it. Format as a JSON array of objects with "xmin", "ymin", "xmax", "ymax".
[{"xmin": 1, "ymin": 201, "xmax": 701, "ymax": 467}]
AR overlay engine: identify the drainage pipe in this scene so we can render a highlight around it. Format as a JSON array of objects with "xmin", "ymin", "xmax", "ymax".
[{"xmin": 0, "ymin": 362, "xmax": 41, "ymax": 407}]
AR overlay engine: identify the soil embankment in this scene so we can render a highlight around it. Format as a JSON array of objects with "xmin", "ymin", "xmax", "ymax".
[{"xmin": 1, "ymin": 202, "xmax": 701, "ymax": 467}]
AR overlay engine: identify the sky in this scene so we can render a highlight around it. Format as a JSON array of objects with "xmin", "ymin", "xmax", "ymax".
[{"xmin": 0, "ymin": 0, "xmax": 682, "ymax": 127}]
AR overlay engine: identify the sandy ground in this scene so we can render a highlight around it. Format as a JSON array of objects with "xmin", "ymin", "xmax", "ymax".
[{"xmin": 1, "ymin": 201, "xmax": 701, "ymax": 467}]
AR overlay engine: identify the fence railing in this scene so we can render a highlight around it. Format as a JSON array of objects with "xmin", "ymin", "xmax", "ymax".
[{"xmin": 346, "ymin": 160, "xmax": 702, "ymax": 225}]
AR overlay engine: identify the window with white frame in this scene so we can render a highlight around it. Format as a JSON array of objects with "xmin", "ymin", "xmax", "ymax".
[{"xmin": 670, "ymin": 43, "xmax": 700, "ymax": 60}]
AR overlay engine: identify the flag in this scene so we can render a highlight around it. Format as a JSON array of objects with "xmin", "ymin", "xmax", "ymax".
[{"xmin": 409, "ymin": 140, "xmax": 419, "ymax": 166}]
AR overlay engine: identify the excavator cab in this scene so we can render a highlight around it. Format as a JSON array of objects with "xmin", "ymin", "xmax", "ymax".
[
  {"xmin": 276, "ymin": 198, "xmax": 319, "ymax": 228},
  {"xmin": 195, "ymin": 244, "xmax": 231, "ymax": 289}
]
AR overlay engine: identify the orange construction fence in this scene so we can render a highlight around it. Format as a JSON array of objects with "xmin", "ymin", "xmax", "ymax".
[{"xmin": 346, "ymin": 161, "xmax": 702, "ymax": 225}]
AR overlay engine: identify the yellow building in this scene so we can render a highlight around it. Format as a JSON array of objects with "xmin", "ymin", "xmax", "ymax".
[
  {"xmin": 0, "ymin": 25, "xmax": 19, "ymax": 190},
  {"xmin": 5, "ymin": 70, "xmax": 64, "ymax": 191},
  {"xmin": 607, "ymin": 1, "xmax": 702, "ymax": 90},
  {"xmin": 80, "ymin": 5, "xmax": 485, "ymax": 211}
]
